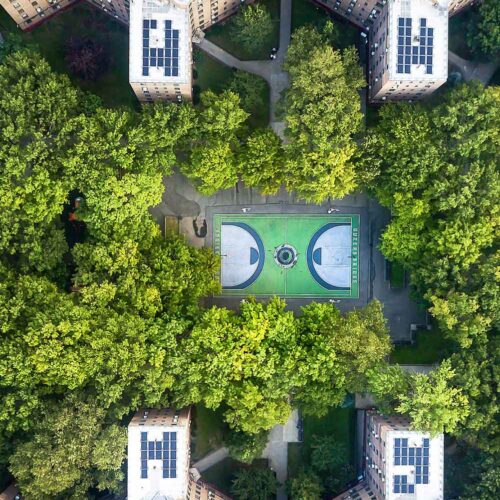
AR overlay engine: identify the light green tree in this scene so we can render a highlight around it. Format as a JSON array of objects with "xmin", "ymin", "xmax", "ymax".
[
  {"xmin": 240, "ymin": 128, "xmax": 284, "ymax": 194},
  {"xmin": 230, "ymin": 5, "xmax": 274, "ymax": 54},
  {"xmin": 397, "ymin": 360, "xmax": 470, "ymax": 435},
  {"xmin": 181, "ymin": 90, "xmax": 248, "ymax": 194},
  {"xmin": 0, "ymin": 51, "xmax": 81, "ymax": 275},
  {"xmin": 282, "ymin": 26, "xmax": 365, "ymax": 202},
  {"xmin": 9, "ymin": 395, "xmax": 127, "ymax": 499}
]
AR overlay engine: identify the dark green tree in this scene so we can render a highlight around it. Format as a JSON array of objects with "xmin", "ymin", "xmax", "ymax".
[
  {"xmin": 230, "ymin": 5, "xmax": 274, "ymax": 55},
  {"xmin": 231, "ymin": 467, "xmax": 279, "ymax": 500},
  {"xmin": 287, "ymin": 470, "xmax": 323, "ymax": 499},
  {"xmin": 225, "ymin": 429, "xmax": 268, "ymax": 464},
  {"xmin": 466, "ymin": 0, "xmax": 500, "ymax": 58}
]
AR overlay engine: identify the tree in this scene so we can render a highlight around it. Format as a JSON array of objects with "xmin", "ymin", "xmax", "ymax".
[
  {"xmin": 467, "ymin": 0, "xmax": 500, "ymax": 58},
  {"xmin": 228, "ymin": 70, "xmax": 268, "ymax": 116},
  {"xmin": 397, "ymin": 360, "xmax": 470, "ymax": 435},
  {"xmin": 231, "ymin": 467, "xmax": 279, "ymax": 500},
  {"xmin": 0, "ymin": 51, "xmax": 81, "ymax": 276},
  {"xmin": 181, "ymin": 90, "xmax": 248, "ymax": 194},
  {"xmin": 225, "ymin": 429, "xmax": 268, "ymax": 464},
  {"xmin": 9, "ymin": 395, "xmax": 127, "ymax": 499},
  {"xmin": 65, "ymin": 36, "xmax": 110, "ymax": 81},
  {"xmin": 239, "ymin": 128, "xmax": 284, "ymax": 194},
  {"xmin": 282, "ymin": 26, "xmax": 365, "ymax": 202},
  {"xmin": 365, "ymin": 364, "xmax": 410, "ymax": 414},
  {"xmin": 230, "ymin": 5, "xmax": 274, "ymax": 54},
  {"xmin": 293, "ymin": 300, "xmax": 391, "ymax": 416},
  {"xmin": 66, "ymin": 103, "xmax": 195, "ymax": 243},
  {"xmin": 72, "ymin": 234, "xmax": 220, "ymax": 318},
  {"xmin": 172, "ymin": 299, "xmax": 391, "ymax": 433},
  {"xmin": 363, "ymin": 83, "xmax": 500, "ymax": 349},
  {"xmin": 287, "ymin": 470, "xmax": 323, "ymax": 500}
]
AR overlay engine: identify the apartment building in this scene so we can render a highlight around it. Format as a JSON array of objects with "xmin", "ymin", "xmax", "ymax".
[
  {"xmin": 368, "ymin": 0, "xmax": 449, "ymax": 102},
  {"xmin": 334, "ymin": 410, "xmax": 444, "ymax": 500},
  {"xmin": 129, "ymin": 0, "xmax": 193, "ymax": 102},
  {"xmin": 127, "ymin": 408, "xmax": 229, "ymax": 500},
  {"xmin": 313, "ymin": 0, "xmax": 385, "ymax": 29}
]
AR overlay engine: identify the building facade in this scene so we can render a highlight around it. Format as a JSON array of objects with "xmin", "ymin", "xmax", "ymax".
[{"xmin": 127, "ymin": 408, "xmax": 229, "ymax": 500}]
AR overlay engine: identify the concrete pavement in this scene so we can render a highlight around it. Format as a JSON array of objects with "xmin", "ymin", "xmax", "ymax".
[
  {"xmin": 191, "ymin": 447, "xmax": 229, "ymax": 472},
  {"xmin": 448, "ymin": 50, "xmax": 499, "ymax": 85},
  {"xmin": 261, "ymin": 410, "xmax": 300, "ymax": 500}
]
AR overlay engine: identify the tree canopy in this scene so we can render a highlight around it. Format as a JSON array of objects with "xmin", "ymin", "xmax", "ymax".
[
  {"xmin": 282, "ymin": 24, "xmax": 365, "ymax": 202},
  {"xmin": 466, "ymin": 0, "xmax": 500, "ymax": 58},
  {"xmin": 230, "ymin": 4, "xmax": 274, "ymax": 55}
]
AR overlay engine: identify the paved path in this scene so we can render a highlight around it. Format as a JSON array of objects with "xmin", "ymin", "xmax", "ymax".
[
  {"xmin": 261, "ymin": 410, "xmax": 300, "ymax": 500},
  {"xmin": 191, "ymin": 447, "xmax": 229, "ymax": 472},
  {"xmin": 196, "ymin": 0, "xmax": 292, "ymax": 136},
  {"xmin": 448, "ymin": 50, "xmax": 499, "ymax": 85}
]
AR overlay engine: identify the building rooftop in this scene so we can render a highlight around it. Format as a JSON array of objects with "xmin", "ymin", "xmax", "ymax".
[
  {"xmin": 387, "ymin": 0, "xmax": 448, "ymax": 83},
  {"xmin": 129, "ymin": 0, "xmax": 191, "ymax": 86},
  {"xmin": 128, "ymin": 408, "xmax": 191, "ymax": 500}
]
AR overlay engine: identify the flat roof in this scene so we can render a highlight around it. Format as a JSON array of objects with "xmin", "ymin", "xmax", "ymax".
[
  {"xmin": 128, "ymin": 408, "xmax": 191, "ymax": 500},
  {"xmin": 387, "ymin": 0, "xmax": 448, "ymax": 82},
  {"xmin": 129, "ymin": 0, "xmax": 191, "ymax": 85}
]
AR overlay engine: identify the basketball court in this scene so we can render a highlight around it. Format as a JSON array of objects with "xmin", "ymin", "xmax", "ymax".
[{"xmin": 213, "ymin": 214, "xmax": 360, "ymax": 298}]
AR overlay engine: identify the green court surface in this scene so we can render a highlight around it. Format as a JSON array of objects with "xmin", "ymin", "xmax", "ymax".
[{"xmin": 213, "ymin": 214, "xmax": 360, "ymax": 298}]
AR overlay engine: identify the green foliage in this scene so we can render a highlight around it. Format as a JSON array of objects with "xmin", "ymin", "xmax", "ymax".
[
  {"xmin": 365, "ymin": 364, "xmax": 410, "ymax": 414},
  {"xmin": 231, "ymin": 467, "xmax": 279, "ymax": 500},
  {"xmin": 173, "ymin": 298, "xmax": 390, "ymax": 433},
  {"xmin": 9, "ymin": 395, "xmax": 127, "ymax": 499},
  {"xmin": 287, "ymin": 470, "xmax": 323, "ymax": 499},
  {"xmin": 225, "ymin": 429, "xmax": 268, "ymax": 464},
  {"xmin": 228, "ymin": 70, "xmax": 267, "ymax": 116},
  {"xmin": 466, "ymin": 0, "xmax": 500, "ymax": 58},
  {"xmin": 282, "ymin": 25, "xmax": 365, "ymax": 202},
  {"xmin": 364, "ymin": 83, "xmax": 500, "ymax": 349},
  {"xmin": 181, "ymin": 90, "xmax": 248, "ymax": 194},
  {"xmin": 397, "ymin": 360, "xmax": 470, "ymax": 435},
  {"xmin": 240, "ymin": 128, "xmax": 284, "ymax": 194},
  {"xmin": 294, "ymin": 300, "xmax": 391, "ymax": 416},
  {"xmin": 230, "ymin": 5, "xmax": 274, "ymax": 54},
  {"xmin": 73, "ymin": 235, "xmax": 220, "ymax": 318},
  {"xmin": 0, "ymin": 51, "xmax": 80, "ymax": 275}
]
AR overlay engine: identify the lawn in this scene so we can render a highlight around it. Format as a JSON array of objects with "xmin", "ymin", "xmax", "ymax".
[
  {"xmin": 0, "ymin": 4, "xmax": 137, "ymax": 109},
  {"xmin": 288, "ymin": 406, "xmax": 357, "ymax": 492},
  {"xmin": 205, "ymin": 0, "xmax": 280, "ymax": 60},
  {"xmin": 202, "ymin": 457, "xmax": 270, "ymax": 496},
  {"xmin": 391, "ymin": 327, "xmax": 450, "ymax": 365},
  {"xmin": 191, "ymin": 404, "xmax": 227, "ymax": 461},
  {"xmin": 389, "ymin": 261, "xmax": 405, "ymax": 289}
]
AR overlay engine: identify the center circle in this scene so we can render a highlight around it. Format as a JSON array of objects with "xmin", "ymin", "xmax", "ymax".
[{"xmin": 274, "ymin": 244, "xmax": 298, "ymax": 269}]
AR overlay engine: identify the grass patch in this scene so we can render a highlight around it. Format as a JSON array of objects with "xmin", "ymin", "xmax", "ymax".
[
  {"xmin": 202, "ymin": 457, "xmax": 269, "ymax": 496},
  {"xmin": 205, "ymin": 0, "xmax": 280, "ymax": 60},
  {"xmin": 391, "ymin": 327, "xmax": 449, "ymax": 365},
  {"xmin": 0, "ymin": 4, "xmax": 137, "ymax": 109},
  {"xmin": 191, "ymin": 404, "xmax": 227, "ymax": 461},
  {"xmin": 389, "ymin": 261, "xmax": 405, "ymax": 289},
  {"xmin": 193, "ymin": 48, "xmax": 235, "ymax": 95}
]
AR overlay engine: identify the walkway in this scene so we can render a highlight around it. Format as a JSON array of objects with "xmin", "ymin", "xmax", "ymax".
[
  {"xmin": 261, "ymin": 410, "xmax": 300, "ymax": 500},
  {"xmin": 191, "ymin": 447, "xmax": 229, "ymax": 472},
  {"xmin": 196, "ymin": 0, "xmax": 292, "ymax": 136},
  {"xmin": 448, "ymin": 50, "xmax": 499, "ymax": 85}
]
